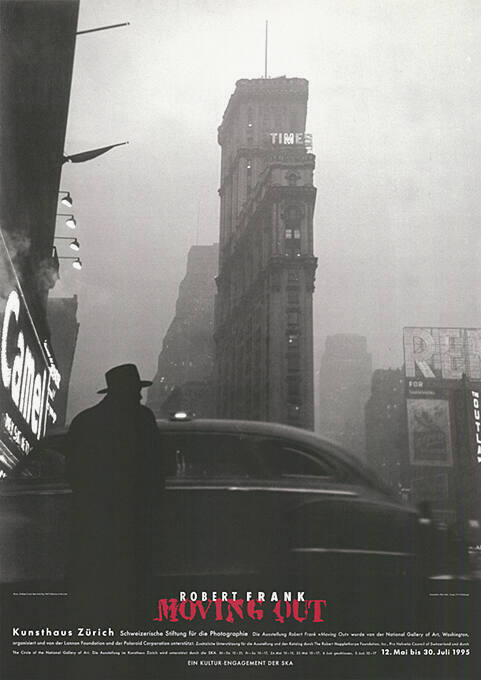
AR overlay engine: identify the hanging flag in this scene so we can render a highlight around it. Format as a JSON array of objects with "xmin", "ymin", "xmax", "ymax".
[{"xmin": 63, "ymin": 141, "xmax": 129, "ymax": 164}]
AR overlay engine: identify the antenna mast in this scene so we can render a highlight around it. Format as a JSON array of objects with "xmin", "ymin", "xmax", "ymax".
[{"xmin": 264, "ymin": 20, "xmax": 268, "ymax": 78}]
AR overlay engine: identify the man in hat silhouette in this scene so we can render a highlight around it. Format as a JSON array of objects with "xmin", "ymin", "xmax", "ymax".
[{"xmin": 66, "ymin": 364, "xmax": 163, "ymax": 622}]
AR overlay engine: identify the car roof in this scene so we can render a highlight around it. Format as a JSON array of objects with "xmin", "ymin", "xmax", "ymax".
[
  {"xmin": 35, "ymin": 417, "xmax": 389, "ymax": 493},
  {"xmin": 157, "ymin": 417, "xmax": 343, "ymax": 452}
]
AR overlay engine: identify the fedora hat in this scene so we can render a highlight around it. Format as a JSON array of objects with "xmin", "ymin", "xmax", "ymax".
[{"xmin": 97, "ymin": 364, "xmax": 152, "ymax": 394}]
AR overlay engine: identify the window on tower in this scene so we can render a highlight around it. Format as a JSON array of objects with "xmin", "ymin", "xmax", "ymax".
[
  {"xmin": 287, "ymin": 374, "xmax": 301, "ymax": 398},
  {"xmin": 288, "ymin": 334, "xmax": 299, "ymax": 347},
  {"xmin": 288, "ymin": 404, "xmax": 301, "ymax": 420},
  {"xmin": 285, "ymin": 205, "xmax": 301, "ymax": 225},
  {"xmin": 287, "ymin": 354, "xmax": 300, "ymax": 371},
  {"xmin": 287, "ymin": 311, "xmax": 299, "ymax": 327},
  {"xmin": 287, "ymin": 289, "xmax": 299, "ymax": 305},
  {"xmin": 285, "ymin": 227, "xmax": 301, "ymax": 256},
  {"xmin": 288, "ymin": 268, "xmax": 300, "ymax": 283}
]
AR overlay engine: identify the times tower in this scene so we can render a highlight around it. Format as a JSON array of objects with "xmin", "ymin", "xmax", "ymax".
[{"xmin": 214, "ymin": 77, "xmax": 317, "ymax": 428}]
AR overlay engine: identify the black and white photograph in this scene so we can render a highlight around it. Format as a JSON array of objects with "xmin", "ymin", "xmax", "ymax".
[{"xmin": 0, "ymin": 1, "xmax": 480, "ymax": 678}]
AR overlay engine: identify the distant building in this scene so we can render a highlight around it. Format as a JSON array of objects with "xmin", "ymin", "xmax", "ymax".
[
  {"xmin": 214, "ymin": 76, "xmax": 317, "ymax": 428},
  {"xmin": 47, "ymin": 296, "xmax": 79, "ymax": 427},
  {"xmin": 317, "ymin": 334, "xmax": 372, "ymax": 458},
  {"xmin": 147, "ymin": 244, "xmax": 218, "ymax": 418},
  {"xmin": 160, "ymin": 381, "xmax": 215, "ymax": 419},
  {"xmin": 365, "ymin": 368, "xmax": 407, "ymax": 489}
]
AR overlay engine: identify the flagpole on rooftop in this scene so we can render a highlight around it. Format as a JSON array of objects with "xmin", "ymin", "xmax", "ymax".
[
  {"xmin": 264, "ymin": 20, "xmax": 268, "ymax": 78},
  {"xmin": 77, "ymin": 22, "xmax": 130, "ymax": 35}
]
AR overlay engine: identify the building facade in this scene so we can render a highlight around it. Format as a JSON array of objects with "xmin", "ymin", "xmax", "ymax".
[
  {"xmin": 147, "ymin": 244, "xmax": 218, "ymax": 418},
  {"xmin": 214, "ymin": 77, "xmax": 317, "ymax": 428},
  {"xmin": 317, "ymin": 334, "xmax": 372, "ymax": 458},
  {"xmin": 1, "ymin": 0, "xmax": 79, "ymax": 319},
  {"xmin": 365, "ymin": 368, "xmax": 407, "ymax": 490},
  {"xmin": 0, "ymin": 1, "xmax": 79, "ymax": 475}
]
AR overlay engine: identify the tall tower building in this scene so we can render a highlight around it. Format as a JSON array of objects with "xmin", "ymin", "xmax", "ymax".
[
  {"xmin": 148, "ymin": 244, "xmax": 218, "ymax": 418},
  {"xmin": 214, "ymin": 77, "xmax": 317, "ymax": 428}
]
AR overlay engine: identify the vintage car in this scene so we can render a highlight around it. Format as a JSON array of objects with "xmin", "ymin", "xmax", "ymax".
[{"xmin": 0, "ymin": 416, "xmax": 457, "ymax": 601}]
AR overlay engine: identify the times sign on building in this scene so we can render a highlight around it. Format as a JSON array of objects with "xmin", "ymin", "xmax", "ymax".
[{"xmin": 269, "ymin": 132, "xmax": 313, "ymax": 150}]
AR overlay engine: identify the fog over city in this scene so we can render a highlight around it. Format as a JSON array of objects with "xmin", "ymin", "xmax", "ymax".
[{"xmin": 52, "ymin": 0, "xmax": 481, "ymax": 420}]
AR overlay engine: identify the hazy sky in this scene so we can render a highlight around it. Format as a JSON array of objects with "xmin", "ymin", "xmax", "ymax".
[{"xmin": 53, "ymin": 0, "xmax": 481, "ymax": 419}]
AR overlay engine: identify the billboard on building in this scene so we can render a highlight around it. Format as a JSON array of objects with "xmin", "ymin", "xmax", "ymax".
[
  {"xmin": 466, "ymin": 386, "xmax": 481, "ymax": 465},
  {"xmin": 403, "ymin": 327, "xmax": 481, "ymax": 463},
  {"xmin": 404, "ymin": 327, "xmax": 481, "ymax": 383},
  {"xmin": 0, "ymin": 238, "xmax": 61, "ymax": 476},
  {"xmin": 403, "ymin": 327, "xmax": 481, "ymax": 521},
  {"xmin": 406, "ymin": 398, "xmax": 453, "ymax": 466}
]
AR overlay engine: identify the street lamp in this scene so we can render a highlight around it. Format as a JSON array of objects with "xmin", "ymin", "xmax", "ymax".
[
  {"xmin": 56, "ymin": 213, "xmax": 77, "ymax": 229},
  {"xmin": 58, "ymin": 191, "xmax": 73, "ymax": 207},
  {"xmin": 58, "ymin": 256, "xmax": 82, "ymax": 270},
  {"xmin": 55, "ymin": 236, "xmax": 80, "ymax": 252}
]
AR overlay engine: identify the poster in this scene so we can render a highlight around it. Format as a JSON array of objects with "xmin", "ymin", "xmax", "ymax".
[
  {"xmin": 1, "ymin": 1, "xmax": 480, "ymax": 679},
  {"xmin": 406, "ymin": 398, "xmax": 453, "ymax": 466}
]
